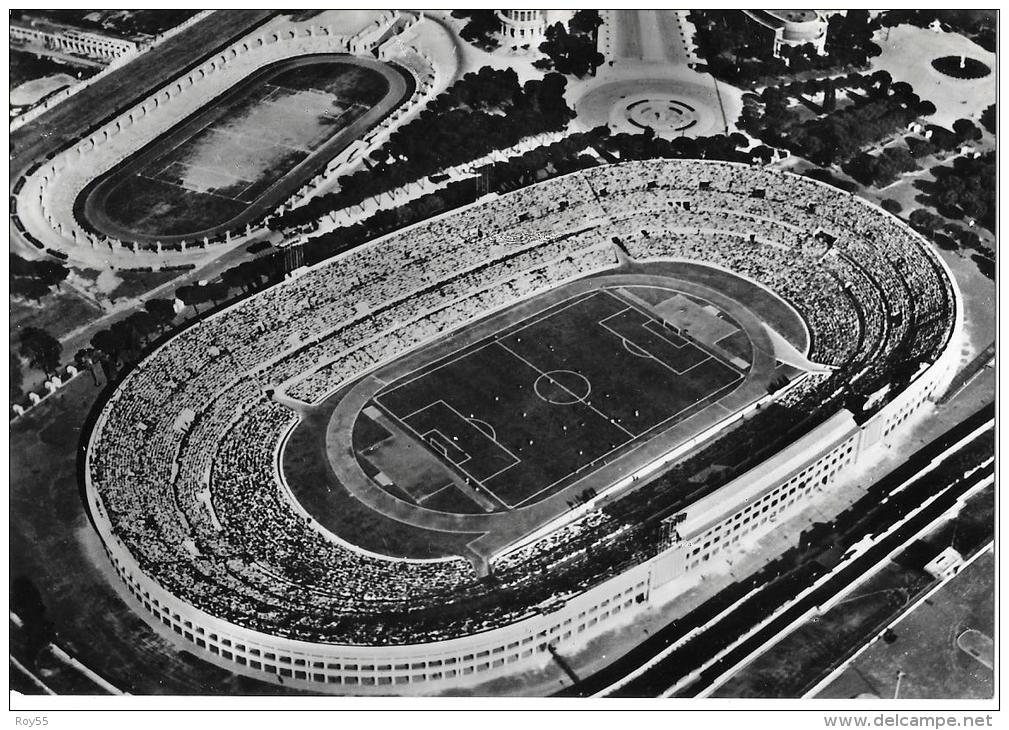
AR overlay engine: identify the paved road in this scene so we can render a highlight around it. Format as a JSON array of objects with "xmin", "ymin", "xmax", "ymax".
[
  {"xmin": 613, "ymin": 10, "xmax": 643, "ymax": 61},
  {"xmin": 612, "ymin": 10, "xmax": 691, "ymax": 64}
]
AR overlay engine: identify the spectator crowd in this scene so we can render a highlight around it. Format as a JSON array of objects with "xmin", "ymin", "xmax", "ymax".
[{"xmin": 89, "ymin": 159, "xmax": 955, "ymax": 645}]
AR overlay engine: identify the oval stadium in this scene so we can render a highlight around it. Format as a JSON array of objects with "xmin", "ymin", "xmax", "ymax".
[
  {"xmin": 84, "ymin": 158, "xmax": 963, "ymax": 695},
  {"xmin": 14, "ymin": 11, "xmax": 440, "ymax": 259},
  {"xmin": 76, "ymin": 54, "xmax": 412, "ymax": 246}
]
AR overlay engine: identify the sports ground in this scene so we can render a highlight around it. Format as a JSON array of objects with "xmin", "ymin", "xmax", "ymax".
[
  {"xmin": 375, "ymin": 289, "xmax": 744, "ymax": 510},
  {"xmin": 79, "ymin": 54, "xmax": 411, "ymax": 244},
  {"xmin": 282, "ymin": 264, "xmax": 796, "ymax": 566}
]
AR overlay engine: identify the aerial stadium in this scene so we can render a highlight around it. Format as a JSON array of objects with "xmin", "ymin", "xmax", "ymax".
[
  {"xmin": 13, "ymin": 10, "xmax": 438, "ymax": 259},
  {"xmin": 82, "ymin": 150, "xmax": 963, "ymax": 694}
]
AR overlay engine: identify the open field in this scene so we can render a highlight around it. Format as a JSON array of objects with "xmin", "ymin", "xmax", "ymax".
[
  {"xmin": 712, "ymin": 562, "xmax": 935, "ymax": 697},
  {"xmin": 10, "ymin": 289, "xmax": 103, "ymax": 341},
  {"xmin": 79, "ymin": 54, "xmax": 410, "ymax": 243},
  {"xmin": 817, "ymin": 548, "xmax": 994, "ymax": 700}
]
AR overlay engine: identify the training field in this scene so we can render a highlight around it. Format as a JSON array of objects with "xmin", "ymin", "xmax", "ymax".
[
  {"xmin": 81, "ymin": 54, "xmax": 410, "ymax": 243},
  {"xmin": 375, "ymin": 288, "xmax": 745, "ymax": 510}
]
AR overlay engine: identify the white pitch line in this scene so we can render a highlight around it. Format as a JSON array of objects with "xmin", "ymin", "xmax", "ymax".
[{"xmin": 497, "ymin": 341, "xmax": 635, "ymax": 438}]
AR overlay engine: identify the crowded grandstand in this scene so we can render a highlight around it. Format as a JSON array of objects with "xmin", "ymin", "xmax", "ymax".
[{"xmin": 85, "ymin": 158, "xmax": 957, "ymax": 688}]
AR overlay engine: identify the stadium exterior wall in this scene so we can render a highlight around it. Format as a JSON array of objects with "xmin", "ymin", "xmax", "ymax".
[
  {"xmin": 84, "ymin": 278, "xmax": 962, "ymax": 696},
  {"xmin": 82, "ymin": 160, "xmax": 965, "ymax": 695}
]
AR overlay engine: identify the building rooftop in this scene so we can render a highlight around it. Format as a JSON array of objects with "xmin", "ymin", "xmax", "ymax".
[{"xmin": 767, "ymin": 10, "xmax": 820, "ymax": 24}]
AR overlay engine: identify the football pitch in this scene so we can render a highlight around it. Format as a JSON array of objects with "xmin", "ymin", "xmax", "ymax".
[
  {"xmin": 82, "ymin": 54, "xmax": 409, "ymax": 243},
  {"xmin": 376, "ymin": 289, "xmax": 744, "ymax": 509}
]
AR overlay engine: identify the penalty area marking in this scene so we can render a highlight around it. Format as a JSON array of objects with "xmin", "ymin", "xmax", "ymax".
[
  {"xmin": 389, "ymin": 398, "xmax": 522, "ymax": 503},
  {"xmin": 468, "ymin": 417, "xmax": 497, "ymax": 441},
  {"xmin": 622, "ymin": 337, "xmax": 652, "ymax": 359}
]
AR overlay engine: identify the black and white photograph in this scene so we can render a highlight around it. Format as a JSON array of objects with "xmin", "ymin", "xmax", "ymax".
[{"xmin": 7, "ymin": 5, "xmax": 999, "ymax": 723}]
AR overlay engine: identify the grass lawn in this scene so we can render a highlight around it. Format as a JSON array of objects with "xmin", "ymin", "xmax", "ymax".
[
  {"xmin": 819, "ymin": 549, "xmax": 994, "ymax": 700},
  {"xmin": 378, "ymin": 290, "xmax": 742, "ymax": 508},
  {"xmin": 10, "ymin": 288, "xmax": 103, "ymax": 341},
  {"xmin": 713, "ymin": 562, "xmax": 935, "ymax": 697},
  {"xmin": 107, "ymin": 269, "xmax": 188, "ymax": 302}
]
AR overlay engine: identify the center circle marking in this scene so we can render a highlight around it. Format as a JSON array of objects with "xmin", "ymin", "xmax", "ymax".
[{"xmin": 533, "ymin": 370, "xmax": 592, "ymax": 405}]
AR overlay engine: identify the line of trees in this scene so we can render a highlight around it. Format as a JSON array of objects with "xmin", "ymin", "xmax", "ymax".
[
  {"xmin": 877, "ymin": 9, "xmax": 995, "ymax": 52},
  {"xmin": 535, "ymin": 10, "xmax": 604, "ymax": 78},
  {"xmin": 17, "ymin": 327, "xmax": 62, "ymax": 379},
  {"xmin": 738, "ymin": 71, "xmax": 935, "ymax": 167},
  {"xmin": 908, "ymin": 202, "xmax": 995, "ymax": 280},
  {"xmin": 980, "ymin": 104, "xmax": 995, "ymax": 135},
  {"xmin": 10, "ymin": 253, "xmax": 69, "ymax": 304},
  {"xmin": 269, "ymin": 66, "xmax": 576, "ymax": 231},
  {"xmin": 913, "ymin": 152, "xmax": 995, "ymax": 233},
  {"xmin": 690, "ymin": 10, "xmax": 881, "ymax": 87},
  {"xmin": 12, "ymin": 125, "xmax": 760, "ymax": 409},
  {"xmin": 450, "ymin": 10, "xmax": 499, "ymax": 51},
  {"xmin": 842, "ymin": 146, "xmax": 919, "ymax": 188}
]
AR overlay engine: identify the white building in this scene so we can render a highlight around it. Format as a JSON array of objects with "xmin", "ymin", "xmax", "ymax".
[
  {"xmin": 742, "ymin": 10, "xmax": 828, "ymax": 57},
  {"xmin": 10, "ymin": 16, "xmax": 139, "ymax": 65},
  {"xmin": 496, "ymin": 9, "xmax": 574, "ymax": 52}
]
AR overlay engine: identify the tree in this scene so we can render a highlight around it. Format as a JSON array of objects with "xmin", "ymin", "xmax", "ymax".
[
  {"xmin": 454, "ymin": 10, "xmax": 499, "ymax": 50},
  {"xmin": 10, "ymin": 352, "xmax": 23, "ymax": 404},
  {"xmin": 91, "ymin": 329, "xmax": 118, "ymax": 359},
  {"xmin": 925, "ymin": 152, "xmax": 995, "ymax": 231},
  {"xmin": 175, "ymin": 284, "xmax": 207, "ymax": 314},
  {"xmin": 221, "ymin": 264, "xmax": 253, "ymax": 294},
  {"xmin": 880, "ymin": 198, "xmax": 903, "ymax": 215},
  {"xmin": 10, "ymin": 253, "xmax": 36, "ymax": 277},
  {"xmin": 203, "ymin": 282, "xmax": 229, "ymax": 306},
  {"xmin": 144, "ymin": 298, "xmax": 176, "ymax": 332},
  {"xmin": 971, "ymin": 253, "xmax": 995, "ymax": 280},
  {"xmin": 980, "ymin": 104, "xmax": 996, "ymax": 135},
  {"xmin": 125, "ymin": 311, "xmax": 157, "ymax": 347},
  {"xmin": 74, "ymin": 347, "xmax": 103, "ymax": 385},
  {"xmin": 953, "ymin": 118, "xmax": 982, "ymax": 142},
  {"xmin": 538, "ymin": 21, "xmax": 604, "ymax": 77},
  {"xmin": 750, "ymin": 145, "xmax": 776, "ymax": 164},
  {"xmin": 33, "ymin": 260, "xmax": 70, "ymax": 290},
  {"xmin": 908, "ymin": 208, "xmax": 945, "ymax": 235},
  {"xmin": 19, "ymin": 327, "xmax": 62, "ymax": 376},
  {"xmin": 10, "ymin": 277, "xmax": 50, "ymax": 303},
  {"xmin": 569, "ymin": 9, "xmax": 603, "ymax": 36},
  {"xmin": 111, "ymin": 318, "xmax": 141, "ymax": 354},
  {"xmin": 825, "ymin": 9, "xmax": 880, "ymax": 64},
  {"xmin": 957, "ymin": 229, "xmax": 982, "ymax": 251}
]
